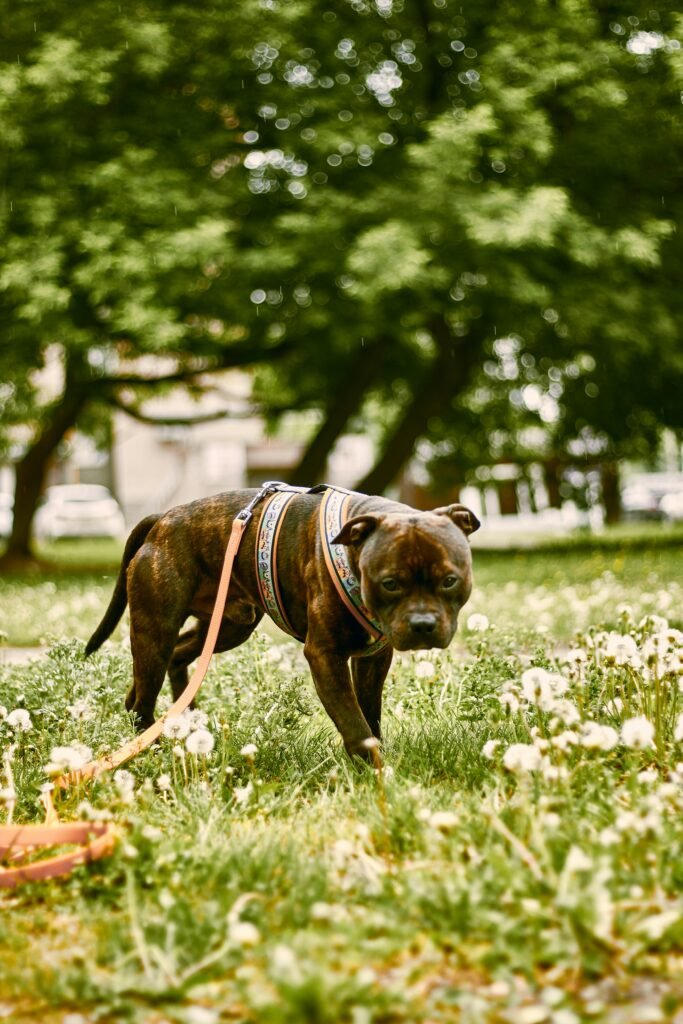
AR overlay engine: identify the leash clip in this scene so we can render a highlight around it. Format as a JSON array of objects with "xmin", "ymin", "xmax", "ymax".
[{"xmin": 236, "ymin": 480, "xmax": 287, "ymax": 525}]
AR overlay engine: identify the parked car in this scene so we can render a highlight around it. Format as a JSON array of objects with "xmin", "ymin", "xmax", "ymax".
[
  {"xmin": 660, "ymin": 489, "xmax": 683, "ymax": 522},
  {"xmin": 34, "ymin": 484, "xmax": 126, "ymax": 540},
  {"xmin": 620, "ymin": 485, "xmax": 663, "ymax": 522},
  {"xmin": 0, "ymin": 492, "xmax": 13, "ymax": 539}
]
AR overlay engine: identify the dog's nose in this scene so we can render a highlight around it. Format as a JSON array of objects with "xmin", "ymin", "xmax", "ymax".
[{"xmin": 409, "ymin": 613, "xmax": 437, "ymax": 635}]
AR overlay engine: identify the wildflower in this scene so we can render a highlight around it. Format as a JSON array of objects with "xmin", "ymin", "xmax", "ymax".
[
  {"xmin": 467, "ymin": 613, "xmax": 489, "ymax": 632},
  {"xmin": 156, "ymin": 773, "xmax": 173, "ymax": 791},
  {"xmin": 7, "ymin": 709, "xmax": 32, "ymax": 732},
  {"xmin": 233, "ymin": 781, "xmax": 253, "ymax": 805},
  {"xmin": 361, "ymin": 737, "xmax": 380, "ymax": 750},
  {"xmin": 114, "ymin": 770, "xmax": 136, "ymax": 802},
  {"xmin": 240, "ymin": 742, "xmax": 258, "ymax": 759},
  {"xmin": 427, "ymin": 810, "xmax": 459, "ymax": 833},
  {"xmin": 580, "ymin": 722, "xmax": 619, "ymax": 751},
  {"xmin": 498, "ymin": 691, "xmax": 520, "ymax": 713},
  {"xmin": 263, "ymin": 644, "xmax": 284, "ymax": 664},
  {"xmin": 185, "ymin": 729, "xmax": 215, "ymax": 755},
  {"xmin": 162, "ymin": 715, "xmax": 191, "ymax": 740},
  {"xmin": 482, "ymin": 739, "xmax": 500, "ymax": 760},
  {"xmin": 605, "ymin": 697, "xmax": 624, "ymax": 717},
  {"xmin": 564, "ymin": 846, "xmax": 593, "ymax": 873},
  {"xmin": 67, "ymin": 700, "xmax": 92, "ymax": 721},
  {"xmin": 551, "ymin": 699, "xmax": 581, "ymax": 727},
  {"xmin": 563, "ymin": 648, "xmax": 586, "ymax": 667},
  {"xmin": 551, "ymin": 730, "xmax": 579, "ymax": 751},
  {"xmin": 603, "ymin": 632, "xmax": 638, "ymax": 666},
  {"xmin": 310, "ymin": 901, "xmax": 349, "ymax": 923},
  {"xmin": 521, "ymin": 667, "xmax": 554, "ymax": 709},
  {"xmin": 502, "ymin": 743, "xmax": 542, "ymax": 776},
  {"xmin": 637, "ymin": 768, "xmax": 658, "ymax": 785},
  {"xmin": 541, "ymin": 812, "xmax": 561, "ymax": 830},
  {"xmin": 598, "ymin": 827, "xmax": 620, "ymax": 847},
  {"xmin": 621, "ymin": 716, "xmax": 655, "ymax": 750},
  {"xmin": 184, "ymin": 708, "xmax": 209, "ymax": 731},
  {"xmin": 44, "ymin": 744, "xmax": 92, "ymax": 775},
  {"xmin": 0, "ymin": 787, "xmax": 16, "ymax": 805},
  {"xmin": 675, "ymin": 713, "xmax": 683, "ymax": 743},
  {"xmin": 228, "ymin": 921, "xmax": 260, "ymax": 946},
  {"xmin": 0, "ymin": 705, "xmax": 8, "ymax": 719},
  {"xmin": 414, "ymin": 659, "xmax": 435, "ymax": 680}
]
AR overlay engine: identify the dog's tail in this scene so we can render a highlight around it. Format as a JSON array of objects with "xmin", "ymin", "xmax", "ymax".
[{"xmin": 85, "ymin": 514, "xmax": 160, "ymax": 656}]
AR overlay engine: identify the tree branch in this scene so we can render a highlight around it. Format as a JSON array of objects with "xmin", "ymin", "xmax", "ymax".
[
  {"xmin": 90, "ymin": 339, "xmax": 293, "ymax": 391},
  {"xmin": 107, "ymin": 394, "xmax": 258, "ymax": 426}
]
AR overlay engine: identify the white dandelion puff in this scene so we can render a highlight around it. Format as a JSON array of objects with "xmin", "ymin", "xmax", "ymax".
[
  {"xmin": 414, "ymin": 659, "xmax": 436, "ymax": 680},
  {"xmin": 162, "ymin": 715, "xmax": 191, "ymax": 740},
  {"xmin": 7, "ymin": 709, "xmax": 32, "ymax": 732},
  {"xmin": 580, "ymin": 722, "xmax": 619, "ymax": 751},
  {"xmin": 502, "ymin": 743, "xmax": 542, "ymax": 775},
  {"xmin": 621, "ymin": 716, "xmax": 655, "ymax": 750},
  {"xmin": 466, "ymin": 613, "xmax": 489, "ymax": 632},
  {"xmin": 228, "ymin": 921, "xmax": 261, "ymax": 947},
  {"xmin": 482, "ymin": 739, "xmax": 500, "ymax": 760},
  {"xmin": 185, "ymin": 729, "xmax": 215, "ymax": 755}
]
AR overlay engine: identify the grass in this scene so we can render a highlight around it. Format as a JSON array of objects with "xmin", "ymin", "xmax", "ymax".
[{"xmin": 1, "ymin": 537, "xmax": 683, "ymax": 1022}]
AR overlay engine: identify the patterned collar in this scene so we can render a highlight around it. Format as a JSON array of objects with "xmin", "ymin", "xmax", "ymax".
[{"xmin": 255, "ymin": 485, "xmax": 388, "ymax": 655}]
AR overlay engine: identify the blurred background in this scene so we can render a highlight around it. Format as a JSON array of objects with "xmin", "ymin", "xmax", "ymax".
[{"xmin": 1, "ymin": 0, "xmax": 682, "ymax": 565}]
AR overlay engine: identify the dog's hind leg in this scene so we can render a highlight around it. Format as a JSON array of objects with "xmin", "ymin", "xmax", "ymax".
[
  {"xmin": 168, "ymin": 609, "xmax": 264, "ymax": 702},
  {"xmin": 126, "ymin": 551, "xmax": 194, "ymax": 729}
]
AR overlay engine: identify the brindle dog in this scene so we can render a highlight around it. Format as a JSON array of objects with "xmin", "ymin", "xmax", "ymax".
[{"xmin": 86, "ymin": 488, "xmax": 479, "ymax": 761}]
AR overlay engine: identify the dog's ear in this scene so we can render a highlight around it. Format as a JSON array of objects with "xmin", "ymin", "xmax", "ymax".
[
  {"xmin": 433, "ymin": 504, "xmax": 481, "ymax": 538},
  {"xmin": 332, "ymin": 515, "xmax": 379, "ymax": 547}
]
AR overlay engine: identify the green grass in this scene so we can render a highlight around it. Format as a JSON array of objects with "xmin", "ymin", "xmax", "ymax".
[{"xmin": 1, "ymin": 539, "xmax": 683, "ymax": 1022}]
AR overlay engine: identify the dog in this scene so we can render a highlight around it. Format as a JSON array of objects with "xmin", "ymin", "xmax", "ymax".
[{"xmin": 86, "ymin": 484, "xmax": 479, "ymax": 761}]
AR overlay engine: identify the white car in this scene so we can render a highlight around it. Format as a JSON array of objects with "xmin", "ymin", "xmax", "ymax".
[
  {"xmin": 34, "ymin": 485, "xmax": 126, "ymax": 540},
  {"xmin": 0, "ymin": 492, "xmax": 13, "ymax": 539},
  {"xmin": 660, "ymin": 490, "xmax": 683, "ymax": 522}
]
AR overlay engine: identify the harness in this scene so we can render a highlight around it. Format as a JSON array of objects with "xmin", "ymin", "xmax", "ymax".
[{"xmin": 255, "ymin": 482, "xmax": 388, "ymax": 656}]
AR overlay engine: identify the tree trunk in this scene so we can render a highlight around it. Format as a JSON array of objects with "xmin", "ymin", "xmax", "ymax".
[
  {"xmin": 601, "ymin": 461, "xmax": 621, "ymax": 525},
  {"xmin": 355, "ymin": 335, "xmax": 474, "ymax": 495},
  {"xmin": 543, "ymin": 459, "xmax": 563, "ymax": 509},
  {"xmin": 289, "ymin": 341, "xmax": 386, "ymax": 486},
  {"xmin": 0, "ymin": 389, "xmax": 87, "ymax": 569}
]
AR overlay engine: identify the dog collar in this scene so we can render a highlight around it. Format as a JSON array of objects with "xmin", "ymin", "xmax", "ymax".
[
  {"xmin": 319, "ymin": 487, "xmax": 388, "ymax": 655},
  {"xmin": 254, "ymin": 484, "xmax": 388, "ymax": 655}
]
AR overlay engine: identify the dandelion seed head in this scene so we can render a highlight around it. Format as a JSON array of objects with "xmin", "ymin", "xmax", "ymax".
[
  {"xmin": 414, "ymin": 659, "xmax": 435, "ymax": 679},
  {"xmin": 162, "ymin": 715, "xmax": 191, "ymax": 740},
  {"xmin": 621, "ymin": 715, "xmax": 655, "ymax": 750},
  {"xmin": 467, "ymin": 613, "xmax": 489, "ymax": 632},
  {"xmin": 7, "ymin": 709, "xmax": 32, "ymax": 732},
  {"xmin": 502, "ymin": 743, "xmax": 542, "ymax": 775},
  {"xmin": 185, "ymin": 728, "xmax": 215, "ymax": 755}
]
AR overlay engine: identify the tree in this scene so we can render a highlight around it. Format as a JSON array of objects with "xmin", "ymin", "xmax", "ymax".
[{"xmin": 2, "ymin": 0, "xmax": 681, "ymax": 563}]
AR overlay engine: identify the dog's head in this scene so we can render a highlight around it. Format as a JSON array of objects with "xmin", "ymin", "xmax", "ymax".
[{"xmin": 333, "ymin": 504, "xmax": 479, "ymax": 651}]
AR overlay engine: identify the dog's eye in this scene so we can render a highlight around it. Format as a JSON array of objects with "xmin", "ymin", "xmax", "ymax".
[
  {"xmin": 381, "ymin": 578, "xmax": 402, "ymax": 592},
  {"xmin": 441, "ymin": 575, "xmax": 459, "ymax": 590}
]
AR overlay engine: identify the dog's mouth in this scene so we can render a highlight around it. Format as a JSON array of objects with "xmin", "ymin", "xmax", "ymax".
[{"xmin": 382, "ymin": 624, "xmax": 455, "ymax": 653}]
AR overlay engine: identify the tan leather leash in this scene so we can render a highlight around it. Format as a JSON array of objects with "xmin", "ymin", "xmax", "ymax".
[{"xmin": 0, "ymin": 496, "xmax": 258, "ymax": 889}]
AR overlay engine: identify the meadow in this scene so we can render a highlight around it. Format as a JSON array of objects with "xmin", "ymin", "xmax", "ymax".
[{"xmin": 1, "ymin": 536, "xmax": 683, "ymax": 1023}]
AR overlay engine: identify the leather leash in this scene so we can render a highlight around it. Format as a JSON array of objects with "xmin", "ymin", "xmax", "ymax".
[{"xmin": 0, "ymin": 493, "xmax": 260, "ymax": 889}]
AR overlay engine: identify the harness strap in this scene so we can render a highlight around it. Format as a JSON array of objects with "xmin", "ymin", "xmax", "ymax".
[
  {"xmin": 319, "ymin": 488, "xmax": 388, "ymax": 656},
  {"xmin": 255, "ymin": 489, "xmax": 304, "ymax": 641}
]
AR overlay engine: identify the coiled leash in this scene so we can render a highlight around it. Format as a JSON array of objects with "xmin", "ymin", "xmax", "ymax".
[{"xmin": 0, "ymin": 483, "xmax": 277, "ymax": 889}]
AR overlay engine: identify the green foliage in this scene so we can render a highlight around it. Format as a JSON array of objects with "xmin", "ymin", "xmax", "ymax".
[{"xmin": 1, "ymin": 0, "xmax": 682, "ymax": 510}]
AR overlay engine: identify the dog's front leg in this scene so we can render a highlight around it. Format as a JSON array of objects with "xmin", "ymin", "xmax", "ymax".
[{"xmin": 304, "ymin": 640, "xmax": 377, "ymax": 762}]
